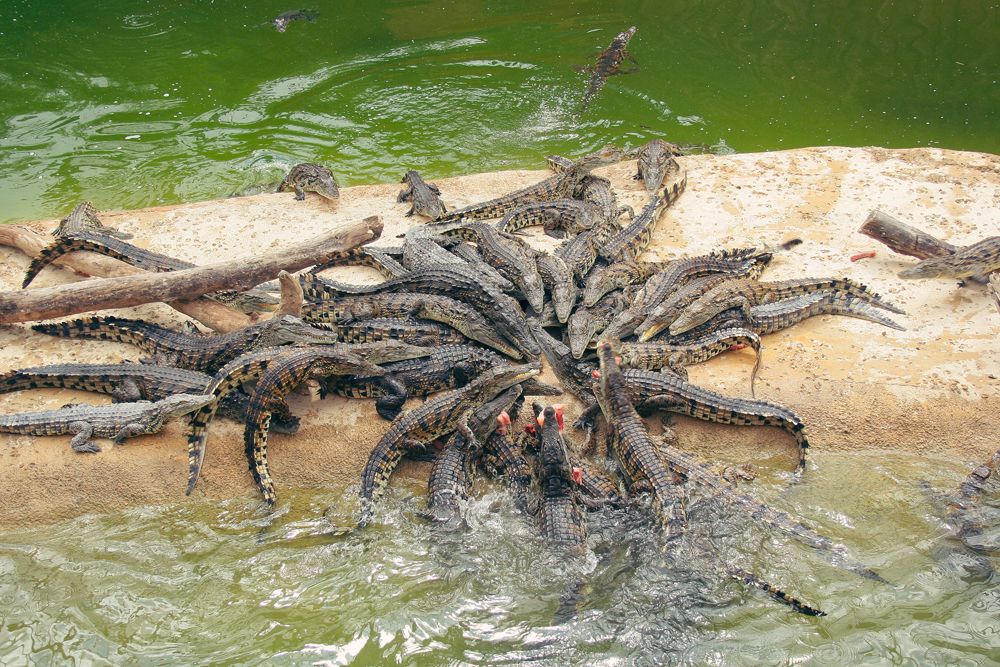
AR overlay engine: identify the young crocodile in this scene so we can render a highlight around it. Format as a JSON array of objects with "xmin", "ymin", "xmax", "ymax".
[
  {"xmin": 668, "ymin": 276, "xmax": 905, "ymax": 336},
  {"xmin": 634, "ymin": 139, "xmax": 682, "ymax": 192},
  {"xmin": 534, "ymin": 252, "xmax": 578, "ymax": 323},
  {"xmin": 278, "ymin": 163, "xmax": 339, "ymax": 201},
  {"xmin": 583, "ymin": 258, "xmax": 670, "ymax": 307},
  {"xmin": 898, "ymin": 236, "xmax": 1000, "ymax": 282},
  {"xmin": 398, "ymin": 170, "xmax": 447, "ymax": 218},
  {"xmin": 0, "ymin": 393, "xmax": 214, "ymax": 453},
  {"xmin": 598, "ymin": 173, "xmax": 686, "ymax": 262},
  {"xmin": 432, "ymin": 145, "xmax": 622, "ymax": 223},
  {"xmin": 581, "ymin": 26, "xmax": 638, "ymax": 108},
  {"xmin": 242, "ymin": 347, "xmax": 388, "ymax": 505},
  {"xmin": 273, "ymin": 9, "xmax": 317, "ymax": 32},
  {"xmin": 353, "ymin": 363, "xmax": 540, "ymax": 529},
  {"xmin": 328, "ymin": 317, "xmax": 468, "ymax": 347},
  {"xmin": 567, "ymin": 289, "xmax": 633, "ymax": 358},
  {"xmin": 424, "ymin": 386, "xmax": 523, "ymax": 528},
  {"xmin": 537, "ymin": 405, "xmax": 587, "ymax": 552},
  {"xmin": 497, "ymin": 200, "xmax": 603, "ymax": 239},
  {"xmin": 21, "ymin": 231, "xmax": 278, "ymax": 313},
  {"xmin": 593, "ymin": 342, "xmax": 687, "ymax": 539},
  {"xmin": 32, "ymin": 314, "xmax": 347, "ymax": 374}
]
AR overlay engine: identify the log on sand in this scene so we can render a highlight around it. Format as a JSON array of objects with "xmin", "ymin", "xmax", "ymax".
[{"xmin": 0, "ymin": 216, "xmax": 382, "ymax": 326}]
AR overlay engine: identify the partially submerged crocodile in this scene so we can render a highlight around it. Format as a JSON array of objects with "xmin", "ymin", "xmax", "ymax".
[{"xmin": 580, "ymin": 26, "xmax": 638, "ymax": 108}]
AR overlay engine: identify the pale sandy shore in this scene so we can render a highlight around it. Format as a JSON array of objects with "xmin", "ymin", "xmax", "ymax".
[{"xmin": 1, "ymin": 146, "xmax": 997, "ymax": 529}]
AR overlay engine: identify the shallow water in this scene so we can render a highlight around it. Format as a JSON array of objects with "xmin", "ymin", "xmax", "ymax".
[
  {"xmin": 1, "ymin": 451, "xmax": 997, "ymax": 665},
  {"xmin": 1, "ymin": 1, "xmax": 999, "ymax": 223}
]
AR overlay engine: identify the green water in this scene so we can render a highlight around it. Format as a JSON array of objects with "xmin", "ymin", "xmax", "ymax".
[
  {"xmin": 2, "ymin": 2, "xmax": 1000, "ymax": 664},
  {"xmin": 1, "ymin": 452, "xmax": 997, "ymax": 665},
  {"xmin": 1, "ymin": 1, "xmax": 999, "ymax": 224}
]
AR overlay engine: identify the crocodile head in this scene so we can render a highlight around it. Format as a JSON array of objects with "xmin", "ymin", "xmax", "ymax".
[
  {"xmin": 289, "ymin": 163, "xmax": 340, "ymax": 200},
  {"xmin": 539, "ymin": 405, "xmax": 572, "ymax": 487},
  {"xmin": 472, "ymin": 362, "xmax": 540, "ymax": 403},
  {"xmin": 574, "ymin": 144, "xmax": 624, "ymax": 172},
  {"xmin": 157, "ymin": 393, "xmax": 217, "ymax": 419}
]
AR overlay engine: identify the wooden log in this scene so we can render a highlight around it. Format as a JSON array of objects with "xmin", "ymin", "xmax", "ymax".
[
  {"xmin": 0, "ymin": 216, "xmax": 382, "ymax": 325},
  {"xmin": 858, "ymin": 209, "xmax": 957, "ymax": 259},
  {"xmin": 858, "ymin": 209, "xmax": 987, "ymax": 284},
  {"xmin": 0, "ymin": 225, "xmax": 251, "ymax": 332}
]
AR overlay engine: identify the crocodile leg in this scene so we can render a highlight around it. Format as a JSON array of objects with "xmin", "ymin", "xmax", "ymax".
[
  {"xmin": 110, "ymin": 378, "xmax": 144, "ymax": 403},
  {"xmin": 68, "ymin": 421, "xmax": 100, "ymax": 453}
]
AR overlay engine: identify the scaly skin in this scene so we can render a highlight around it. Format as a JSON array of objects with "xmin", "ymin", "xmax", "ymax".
[
  {"xmin": 528, "ymin": 319, "xmax": 598, "ymax": 406},
  {"xmin": 576, "ymin": 174, "xmax": 634, "ymax": 222},
  {"xmin": 0, "ymin": 393, "xmax": 214, "ymax": 453},
  {"xmin": 618, "ymin": 328, "xmax": 762, "ymax": 394},
  {"xmin": 278, "ymin": 163, "xmax": 339, "ymax": 201},
  {"xmin": 743, "ymin": 292, "xmax": 906, "ymax": 335},
  {"xmin": 309, "ymin": 247, "xmax": 406, "ymax": 279},
  {"xmin": 300, "ymin": 265, "xmax": 540, "ymax": 357},
  {"xmin": 432, "ymin": 146, "xmax": 623, "ymax": 223},
  {"xmin": 576, "ymin": 464, "xmax": 626, "ymax": 509},
  {"xmin": 658, "ymin": 444, "xmax": 885, "ymax": 582},
  {"xmin": 272, "ymin": 9, "xmax": 317, "ymax": 32},
  {"xmin": 425, "ymin": 386, "xmax": 523, "ymax": 526},
  {"xmin": 481, "ymin": 430, "xmax": 534, "ymax": 514},
  {"xmin": 355, "ymin": 363, "xmax": 540, "ymax": 527},
  {"xmin": 52, "ymin": 201, "xmax": 132, "ymax": 239},
  {"xmin": 634, "ymin": 139, "xmax": 681, "ymax": 192},
  {"xmin": 449, "ymin": 242, "xmax": 518, "ymax": 292},
  {"xmin": 556, "ymin": 217, "xmax": 624, "ymax": 281},
  {"xmin": 330, "ymin": 317, "xmax": 468, "ymax": 347},
  {"xmin": 898, "ymin": 236, "xmax": 1000, "ymax": 281},
  {"xmin": 581, "ymin": 26, "xmax": 637, "ymax": 108},
  {"xmin": 242, "ymin": 347, "xmax": 387, "ymax": 505},
  {"xmin": 580, "ymin": 366, "xmax": 810, "ymax": 472},
  {"xmin": 535, "ymin": 253, "xmax": 577, "ymax": 323},
  {"xmin": 583, "ymin": 259, "xmax": 669, "ymax": 307},
  {"xmin": 298, "ymin": 282, "xmax": 523, "ymax": 358},
  {"xmin": 436, "ymin": 222, "xmax": 546, "ymax": 312},
  {"xmin": 669, "ymin": 277, "xmax": 906, "ymax": 336},
  {"xmin": 945, "ymin": 447, "xmax": 1000, "ymax": 547},
  {"xmin": 398, "ymin": 170, "xmax": 447, "ymax": 218},
  {"xmin": 599, "ymin": 172, "xmax": 687, "ymax": 262},
  {"xmin": 32, "ymin": 315, "xmax": 346, "ymax": 374},
  {"xmin": 567, "ymin": 290, "xmax": 632, "ymax": 359},
  {"xmin": 594, "ymin": 342, "xmax": 686, "ymax": 538},
  {"xmin": 538, "ymin": 406, "xmax": 587, "ymax": 551},
  {"xmin": 497, "ymin": 200, "xmax": 602, "ymax": 239},
  {"xmin": 20, "ymin": 232, "xmax": 278, "ymax": 313}
]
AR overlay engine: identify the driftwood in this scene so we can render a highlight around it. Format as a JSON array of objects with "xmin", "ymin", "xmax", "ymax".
[
  {"xmin": 0, "ymin": 216, "xmax": 381, "ymax": 326},
  {"xmin": 275, "ymin": 270, "xmax": 304, "ymax": 318},
  {"xmin": 0, "ymin": 225, "xmax": 251, "ymax": 332},
  {"xmin": 858, "ymin": 209, "xmax": 988, "ymax": 283}
]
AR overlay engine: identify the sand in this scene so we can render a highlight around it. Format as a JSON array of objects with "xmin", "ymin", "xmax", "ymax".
[{"xmin": 1, "ymin": 146, "xmax": 997, "ymax": 529}]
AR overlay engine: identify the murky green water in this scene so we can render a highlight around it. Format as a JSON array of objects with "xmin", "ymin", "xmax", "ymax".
[
  {"xmin": 1, "ymin": 1, "xmax": 998, "ymax": 223},
  {"xmin": 1, "ymin": 452, "xmax": 997, "ymax": 665}
]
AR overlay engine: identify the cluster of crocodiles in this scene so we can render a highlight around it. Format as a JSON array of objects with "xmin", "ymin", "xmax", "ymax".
[{"xmin": 3, "ymin": 140, "xmax": 999, "ymax": 619}]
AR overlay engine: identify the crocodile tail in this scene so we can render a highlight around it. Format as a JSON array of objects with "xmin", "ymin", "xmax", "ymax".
[
  {"xmin": 22, "ymin": 237, "xmax": 82, "ymax": 287},
  {"xmin": 729, "ymin": 567, "xmax": 826, "ymax": 616},
  {"xmin": 31, "ymin": 316, "xmax": 154, "ymax": 349}
]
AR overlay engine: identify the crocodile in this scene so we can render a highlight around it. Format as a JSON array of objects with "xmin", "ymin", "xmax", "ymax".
[
  {"xmin": 0, "ymin": 362, "xmax": 299, "ymax": 433},
  {"xmin": 618, "ymin": 328, "xmax": 763, "ymax": 394},
  {"xmin": 581, "ymin": 26, "xmax": 638, "ymax": 108},
  {"xmin": 497, "ymin": 200, "xmax": 603, "ymax": 239},
  {"xmin": 242, "ymin": 347, "xmax": 388, "ymax": 505},
  {"xmin": 432, "ymin": 145, "xmax": 623, "ymax": 223},
  {"xmin": 300, "ymin": 265, "xmax": 541, "ymax": 357},
  {"xmin": 634, "ymin": 138, "xmax": 682, "ymax": 192},
  {"xmin": 53, "ymin": 201, "xmax": 132, "ymax": 240},
  {"xmin": 580, "ymin": 365, "xmax": 810, "ymax": 472},
  {"xmin": 0, "ymin": 393, "xmax": 214, "ymax": 453},
  {"xmin": 329, "ymin": 317, "xmax": 468, "ymax": 347},
  {"xmin": 555, "ymin": 217, "xmax": 624, "ymax": 281},
  {"xmin": 898, "ymin": 236, "xmax": 1000, "ymax": 282},
  {"xmin": 576, "ymin": 463, "xmax": 627, "ymax": 509},
  {"xmin": 32, "ymin": 314, "xmax": 348, "ymax": 374},
  {"xmin": 668, "ymin": 276, "xmax": 906, "ymax": 336},
  {"xmin": 534, "ymin": 252, "xmax": 577, "ymax": 323},
  {"xmin": 277, "ymin": 163, "xmax": 339, "ymax": 201},
  {"xmin": 593, "ymin": 341, "xmax": 687, "ymax": 538},
  {"xmin": 740, "ymin": 291, "xmax": 907, "ymax": 336},
  {"xmin": 448, "ymin": 242, "xmax": 518, "ymax": 292},
  {"xmin": 21, "ymin": 231, "xmax": 279, "ymax": 313},
  {"xmin": 435, "ymin": 222, "xmax": 547, "ymax": 311},
  {"xmin": 297, "ymin": 284, "xmax": 523, "ymax": 358},
  {"xmin": 598, "ymin": 173, "xmax": 687, "ymax": 262},
  {"xmin": 527, "ymin": 319, "xmax": 600, "ymax": 406},
  {"xmin": 398, "ymin": 170, "xmax": 447, "ymax": 218},
  {"xmin": 273, "ymin": 9, "xmax": 317, "ymax": 32},
  {"xmin": 353, "ymin": 363, "xmax": 540, "ymax": 528},
  {"xmin": 583, "ymin": 258, "xmax": 670, "ymax": 307},
  {"xmin": 309, "ymin": 247, "xmax": 408, "ymax": 279},
  {"xmin": 424, "ymin": 386, "xmax": 523, "ymax": 527},
  {"xmin": 481, "ymin": 429, "xmax": 535, "ymax": 514},
  {"xmin": 184, "ymin": 342, "xmax": 415, "ymax": 493},
  {"xmin": 576, "ymin": 174, "xmax": 634, "ymax": 222},
  {"xmin": 537, "ymin": 405, "xmax": 587, "ymax": 552},
  {"xmin": 656, "ymin": 443, "xmax": 885, "ymax": 582},
  {"xmin": 567, "ymin": 289, "xmax": 633, "ymax": 359}
]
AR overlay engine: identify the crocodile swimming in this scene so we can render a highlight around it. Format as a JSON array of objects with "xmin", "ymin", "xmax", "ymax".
[
  {"xmin": 580, "ymin": 26, "xmax": 638, "ymax": 109},
  {"xmin": 398, "ymin": 170, "xmax": 447, "ymax": 218},
  {"xmin": 278, "ymin": 163, "xmax": 339, "ymax": 201},
  {"xmin": 272, "ymin": 9, "xmax": 317, "ymax": 32},
  {"xmin": 0, "ymin": 393, "xmax": 214, "ymax": 453}
]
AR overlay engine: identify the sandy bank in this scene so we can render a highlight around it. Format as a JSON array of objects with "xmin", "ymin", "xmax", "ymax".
[{"xmin": 1, "ymin": 146, "xmax": 998, "ymax": 529}]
